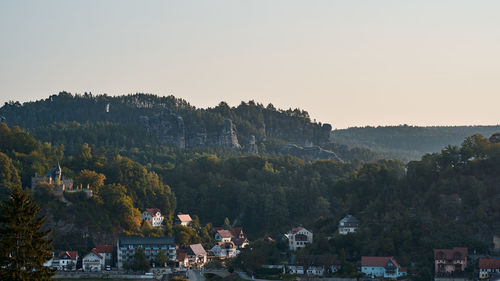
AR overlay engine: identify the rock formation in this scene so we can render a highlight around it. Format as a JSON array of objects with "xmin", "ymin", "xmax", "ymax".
[
  {"xmin": 246, "ymin": 135, "xmax": 259, "ymax": 154},
  {"xmin": 140, "ymin": 111, "xmax": 185, "ymax": 148},
  {"xmin": 217, "ymin": 119, "xmax": 241, "ymax": 149}
]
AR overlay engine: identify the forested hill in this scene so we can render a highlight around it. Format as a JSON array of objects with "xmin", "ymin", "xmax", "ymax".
[
  {"xmin": 0, "ymin": 92, "xmax": 332, "ymax": 155},
  {"xmin": 332, "ymin": 125, "xmax": 500, "ymax": 161}
]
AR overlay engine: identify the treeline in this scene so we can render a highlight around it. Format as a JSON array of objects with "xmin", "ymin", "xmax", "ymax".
[{"xmin": 331, "ymin": 125, "xmax": 500, "ymax": 160}]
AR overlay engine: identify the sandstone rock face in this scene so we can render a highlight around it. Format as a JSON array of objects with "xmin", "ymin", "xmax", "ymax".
[
  {"xmin": 246, "ymin": 135, "xmax": 259, "ymax": 154},
  {"xmin": 217, "ymin": 119, "xmax": 241, "ymax": 149},
  {"xmin": 141, "ymin": 111, "xmax": 185, "ymax": 148},
  {"xmin": 490, "ymin": 133, "xmax": 500, "ymax": 143}
]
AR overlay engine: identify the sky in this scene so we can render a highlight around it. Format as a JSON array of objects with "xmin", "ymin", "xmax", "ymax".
[{"xmin": 1, "ymin": 1, "xmax": 499, "ymax": 129}]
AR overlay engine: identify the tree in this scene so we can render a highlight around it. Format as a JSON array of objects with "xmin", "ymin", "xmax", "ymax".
[
  {"xmin": 154, "ymin": 250, "xmax": 168, "ymax": 267},
  {"xmin": 131, "ymin": 247, "xmax": 150, "ymax": 272},
  {"xmin": 0, "ymin": 187, "xmax": 54, "ymax": 281}
]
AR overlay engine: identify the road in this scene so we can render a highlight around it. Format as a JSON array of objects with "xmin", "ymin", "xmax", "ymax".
[{"xmin": 188, "ymin": 269, "xmax": 206, "ymax": 281}]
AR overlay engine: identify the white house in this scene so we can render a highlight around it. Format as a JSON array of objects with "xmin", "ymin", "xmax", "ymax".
[
  {"xmin": 55, "ymin": 251, "xmax": 78, "ymax": 271},
  {"xmin": 141, "ymin": 208, "xmax": 164, "ymax": 227},
  {"xmin": 288, "ymin": 265, "xmax": 305, "ymax": 275},
  {"xmin": 82, "ymin": 250, "xmax": 105, "ymax": 271},
  {"xmin": 177, "ymin": 214, "xmax": 193, "ymax": 226},
  {"xmin": 211, "ymin": 241, "xmax": 238, "ymax": 259},
  {"xmin": 215, "ymin": 229, "xmax": 233, "ymax": 242},
  {"xmin": 338, "ymin": 215, "xmax": 360, "ymax": 235},
  {"xmin": 285, "ymin": 226, "xmax": 313, "ymax": 251}
]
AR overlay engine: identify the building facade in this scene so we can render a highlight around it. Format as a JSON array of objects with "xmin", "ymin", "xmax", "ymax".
[
  {"xmin": 433, "ymin": 247, "xmax": 468, "ymax": 274},
  {"xmin": 338, "ymin": 214, "xmax": 360, "ymax": 235},
  {"xmin": 479, "ymin": 258, "xmax": 500, "ymax": 279},
  {"xmin": 117, "ymin": 236, "xmax": 176, "ymax": 269},
  {"xmin": 361, "ymin": 256, "xmax": 407, "ymax": 279},
  {"xmin": 285, "ymin": 227, "xmax": 313, "ymax": 251},
  {"xmin": 141, "ymin": 208, "xmax": 164, "ymax": 227}
]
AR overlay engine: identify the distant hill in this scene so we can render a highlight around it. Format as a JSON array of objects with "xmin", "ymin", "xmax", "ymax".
[{"xmin": 331, "ymin": 125, "xmax": 500, "ymax": 161}]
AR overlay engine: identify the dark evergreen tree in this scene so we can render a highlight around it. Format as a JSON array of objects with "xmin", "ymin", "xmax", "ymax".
[
  {"xmin": 131, "ymin": 247, "xmax": 150, "ymax": 272},
  {"xmin": 0, "ymin": 187, "xmax": 54, "ymax": 281}
]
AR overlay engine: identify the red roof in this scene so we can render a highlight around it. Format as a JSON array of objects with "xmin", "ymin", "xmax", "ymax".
[
  {"xmin": 433, "ymin": 247, "xmax": 468, "ymax": 260},
  {"xmin": 479, "ymin": 258, "xmax": 500, "ymax": 269},
  {"xmin": 231, "ymin": 227, "xmax": 243, "ymax": 237},
  {"xmin": 217, "ymin": 229, "xmax": 233, "ymax": 239},
  {"xmin": 218, "ymin": 241, "xmax": 236, "ymax": 249},
  {"xmin": 361, "ymin": 256, "xmax": 400, "ymax": 268},
  {"xmin": 177, "ymin": 249, "xmax": 188, "ymax": 261},
  {"xmin": 84, "ymin": 250, "xmax": 103, "ymax": 259},
  {"xmin": 58, "ymin": 251, "xmax": 78, "ymax": 260},
  {"xmin": 145, "ymin": 208, "xmax": 161, "ymax": 216},
  {"xmin": 292, "ymin": 226, "xmax": 312, "ymax": 234},
  {"xmin": 93, "ymin": 245, "xmax": 113, "ymax": 254},
  {"xmin": 177, "ymin": 214, "xmax": 192, "ymax": 222}
]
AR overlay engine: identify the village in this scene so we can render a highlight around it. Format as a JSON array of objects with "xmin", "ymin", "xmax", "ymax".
[
  {"xmin": 31, "ymin": 165, "xmax": 500, "ymax": 281},
  {"xmin": 44, "ymin": 209, "xmax": 500, "ymax": 280}
]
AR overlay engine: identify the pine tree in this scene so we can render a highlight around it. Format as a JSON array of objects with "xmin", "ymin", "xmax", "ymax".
[{"xmin": 0, "ymin": 187, "xmax": 54, "ymax": 281}]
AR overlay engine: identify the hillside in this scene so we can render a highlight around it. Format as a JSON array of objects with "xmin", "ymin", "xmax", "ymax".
[{"xmin": 331, "ymin": 125, "xmax": 500, "ymax": 161}]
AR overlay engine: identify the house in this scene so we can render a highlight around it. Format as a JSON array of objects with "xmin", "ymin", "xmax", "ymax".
[
  {"xmin": 55, "ymin": 251, "xmax": 78, "ymax": 271},
  {"xmin": 338, "ymin": 214, "xmax": 359, "ymax": 235},
  {"xmin": 176, "ymin": 214, "xmax": 193, "ymax": 226},
  {"xmin": 211, "ymin": 241, "xmax": 238, "ymax": 259},
  {"xmin": 141, "ymin": 208, "xmax": 164, "ymax": 227},
  {"xmin": 288, "ymin": 265, "xmax": 304, "ymax": 275},
  {"xmin": 231, "ymin": 228, "xmax": 249, "ymax": 249},
  {"xmin": 188, "ymin": 244, "xmax": 208, "ymax": 267},
  {"xmin": 361, "ymin": 256, "xmax": 407, "ymax": 279},
  {"xmin": 82, "ymin": 250, "xmax": 105, "ymax": 271},
  {"xmin": 307, "ymin": 266, "xmax": 325, "ymax": 276},
  {"xmin": 284, "ymin": 226, "xmax": 313, "ymax": 251},
  {"xmin": 434, "ymin": 247, "xmax": 468, "ymax": 274},
  {"xmin": 93, "ymin": 245, "xmax": 113, "ymax": 266},
  {"xmin": 177, "ymin": 249, "xmax": 189, "ymax": 268},
  {"xmin": 215, "ymin": 229, "xmax": 233, "ymax": 242},
  {"xmin": 479, "ymin": 258, "xmax": 500, "ymax": 279},
  {"xmin": 117, "ymin": 236, "xmax": 176, "ymax": 269}
]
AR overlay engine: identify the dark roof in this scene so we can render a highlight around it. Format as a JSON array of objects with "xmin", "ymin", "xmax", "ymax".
[
  {"xmin": 479, "ymin": 258, "xmax": 500, "ymax": 269},
  {"xmin": 118, "ymin": 236, "xmax": 174, "ymax": 246},
  {"xmin": 339, "ymin": 215, "xmax": 359, "ymax": 227},
  {"xmin": 433, "ymin": 247, "xmax": 468, "ymax": 260},
  {"xmin": 144, "ymin": 208, "xmax": 161, "ymax": 216},
  {"xmin": 361, "ymin": 256, "xmax": 400, "ymax": 268}
]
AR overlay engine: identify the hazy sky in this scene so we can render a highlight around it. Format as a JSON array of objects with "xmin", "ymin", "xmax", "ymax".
[{"xmin": 1, "ymin": 1, "xmax": 499, "ymax": 129}]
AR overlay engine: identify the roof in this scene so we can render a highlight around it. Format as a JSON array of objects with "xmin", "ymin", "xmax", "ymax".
[
  {"xmin": 177, "ymin": 214, "xmax": 192, "ymax": 222},
  {"xmin": 433, "ymin": 247, "xmax": 468, "ymax": 260},
  {"xmin": 217, "ymin": 229, "xmax": 233, "ymax": 239},
  {"xmin": 93, "ymin": 245, "xmax": 113, "ymax": 254},
  {"xmin": 145, "ymin": 208, "xmax": 161, "ymax": 216},
  {"xmin": 480, "ymin": 258, "xmax": 500, "ymax": 269},
  {"xmin": 233, "ymin": 238, "xmax": 248, "ymax": 247},
  {"xmin": 58, "ymin": 251, "xmax": 78, "ymax": 260},
  {"xmin": 118, "ymin": 236, "xmax": 175, "ymax": 246},
  {"xmin": 84, "ymin": 250, "xmax": 103, "ymax": 260},
  {"xmin": 189, "ymin": 244, "xmax": 207, "ymax": 256},
  {"xmin": 361, "ymin": 256, "xmax": 400, "ymax": 268},
  {"xmin": 177, "ymin": 249, "xmax": 188, "ymax": 261},
  {"xmin": 231, "ymin": 227, "xmax": 244, "ymax": 237},
  {"xmin": 339, "ymin": 215, "xmax": 360, "ymax": 227},
  {"xmin": 291, "ymin": 226, "xmax": 312, "ymax": 234}
]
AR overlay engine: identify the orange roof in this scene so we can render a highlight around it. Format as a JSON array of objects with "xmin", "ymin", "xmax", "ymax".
[
  {"xmin": 177, "ymin": 214, "xmax": 192, "ymax": 222},
  {"xmin": 93, "ymin": 245, "xmax": 113, "ymax": 254},
  {"xmin": 58, "ymin": 251, "xmax": 78, "ymax": 260},
  {"xmin": 479, "ymin": 258, "xmax": 500, "ymax": 269}
]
